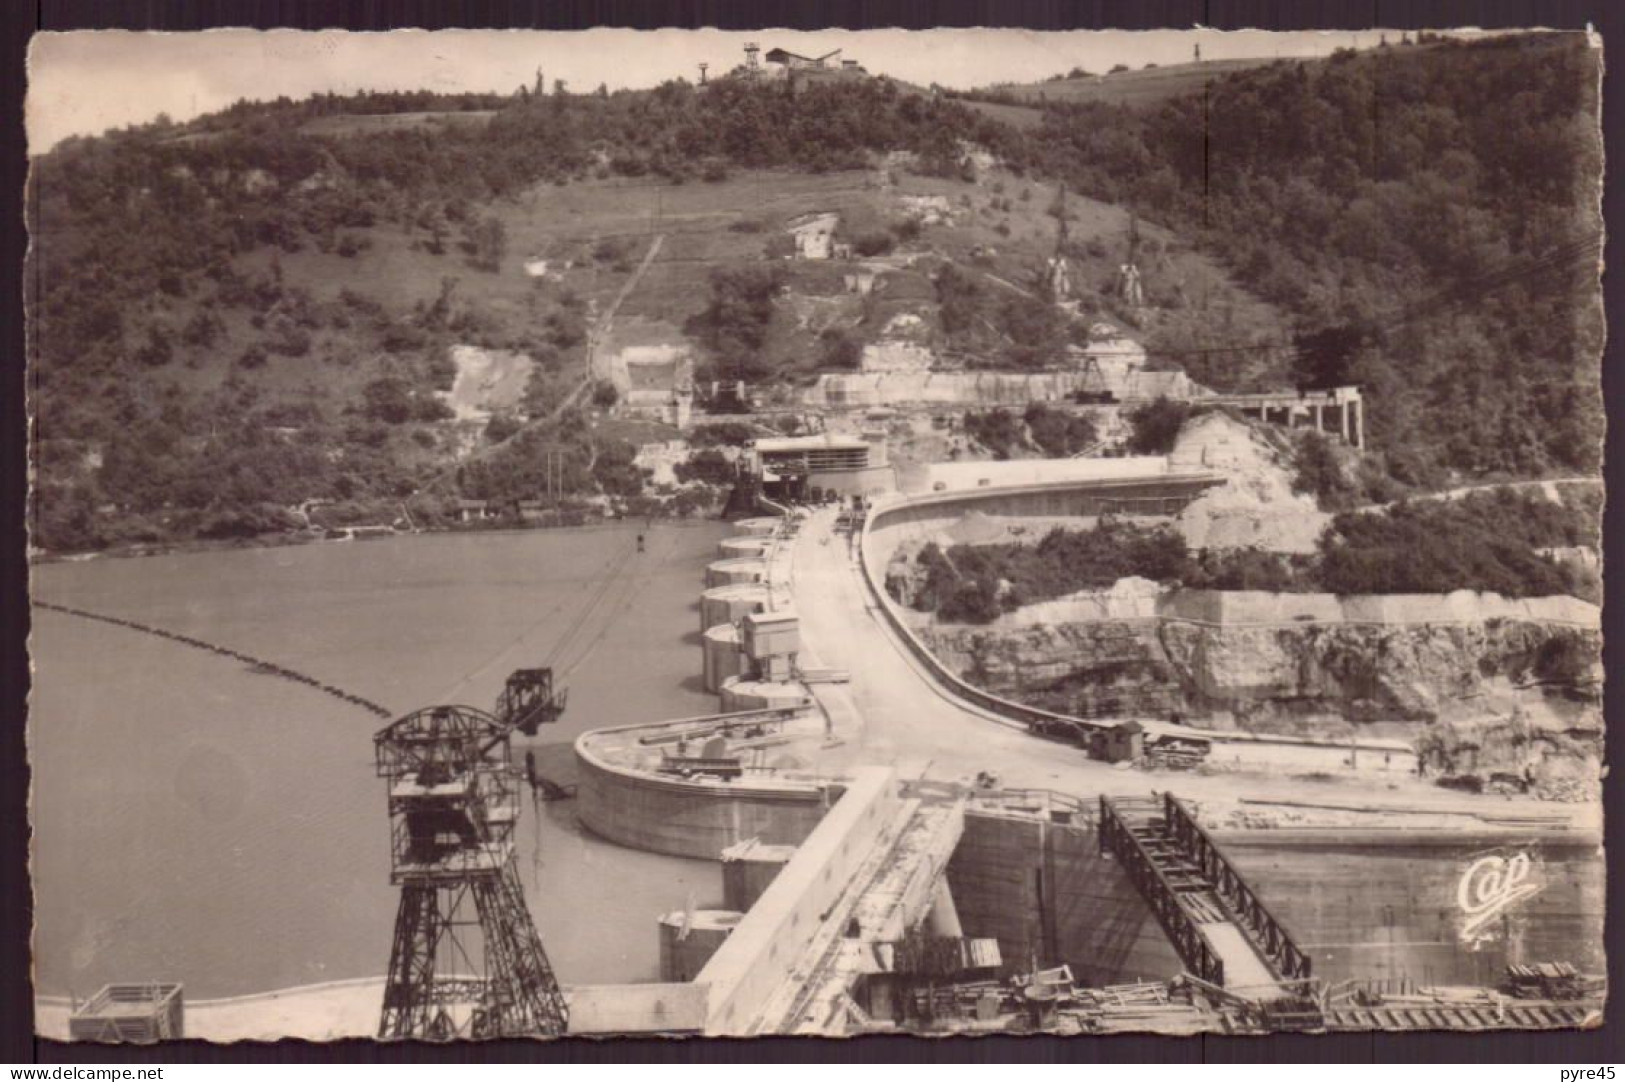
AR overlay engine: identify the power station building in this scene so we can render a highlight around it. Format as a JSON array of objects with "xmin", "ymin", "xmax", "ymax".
[{"xmin": 750, "ymin": 434, "xmax": 893, "ymax": 500}]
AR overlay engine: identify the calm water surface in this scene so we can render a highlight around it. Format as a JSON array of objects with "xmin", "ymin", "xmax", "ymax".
[{"xmin": 30, "ymin": 523, "xmax": 727, "ymax": 998}]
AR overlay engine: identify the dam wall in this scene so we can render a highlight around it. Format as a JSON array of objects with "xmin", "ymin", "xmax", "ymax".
[
  {"xmin": 947, "ymin": 807, "xmax": 1185, "ymax": 987},
  {"xmin": 1221, "ymin": 834, "xmax": 1605, "ymax": 987},
  {"xmin": 566, "ymin": 982, "xmax": 708, "ymax": 1035},
  {"xmin": 946, "ymin": 804, "xmax": 1603, "ymax": 990},
  {"xmin": 696, "ymin": 767, "xmax": 898, "ymax": 1035},
  {"xmin": 575, "ymin": 719, "xmax": 832, "ymax": 859}
]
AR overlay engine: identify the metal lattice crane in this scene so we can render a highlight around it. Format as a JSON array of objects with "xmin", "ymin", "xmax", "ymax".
[
  {"xmin": 374, "ymin": 675, "xmax": 568, "ymax": 1040},
  {"xmin": 495, "ymin": 668, "xmax": 568, "ymax": 736}
]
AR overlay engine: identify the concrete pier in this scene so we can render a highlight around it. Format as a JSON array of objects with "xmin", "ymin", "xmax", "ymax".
[
  {"xmin": 721, "ymin": 839, "xmax": 796, "ymax": 911},
  {"xmin": 658, "ymin": 910, "xmax": 743, "ymax": 982},
  {"xmin": 705, "ymin": 558, "xmax": 767, "ymax": 588},
  {"xmin": 700, "ymin": 583, "xmax": 769, "ymax": 633},
  {"xmin": 733, "ymin": 517, "xmax": 783, "ymax": 538},
  {"xmin": 718, "ymin": 536, "xmax": 772, "ymax": 560},
  {"xmin": 719, "ymin": 676, "xmax": 811, "ymax": 712},
  {"xmin": 702, "ymin": 623, "xmax": 745, "ymax": 693}
]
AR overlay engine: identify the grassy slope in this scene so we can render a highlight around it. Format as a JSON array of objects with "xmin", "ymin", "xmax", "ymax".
[
  {"xmin": 992, "ymin": 57, "xmax": 1281, "ymax": 107},
  {"xmin": 128, "ymin": 149, "xmax": 1293, "ymax": 431}
]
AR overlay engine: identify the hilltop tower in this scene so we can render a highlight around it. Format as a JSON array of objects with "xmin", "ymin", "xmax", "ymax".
[{"xmin": 744, "ymin": 42, "xmax": 761, "ymax": 75}]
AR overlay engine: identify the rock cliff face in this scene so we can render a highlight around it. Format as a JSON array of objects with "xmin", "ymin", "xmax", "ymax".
[{"xmin": 919, "ymin": 616, "xmax": 1602, "ymax": 744}]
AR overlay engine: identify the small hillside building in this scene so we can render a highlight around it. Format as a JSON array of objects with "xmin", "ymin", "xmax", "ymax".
[
  {"xmin": 1102, "ymin": 720, "xmax": 1145, "ymax": 763},
  {"xmin": 787, "ymin": 213, "xmax": 839, "ymax": 260},
  {"xmin": 454, "ymin": 499, "xmax": 491, "ymax": 523},
  {"xmin": 765, "ymin": 47, "xmax": 842, "ymax": 71}
]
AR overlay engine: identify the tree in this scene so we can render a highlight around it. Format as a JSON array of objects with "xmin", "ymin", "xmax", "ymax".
[
  {"xmin": 1292, "ymin": 431, "xmax": 1356, "ymax": 510},
  {"xmin": 1292, "ymin": 325, "xmax": 1369, "ymax": 388},
  {"xmin": 133, "ymin": 323, "xmax": 174, "ymax": 368},
  {"xmin": 818, "ymin": 328, "xmax": 862, "ymax": 370},
  {"xmin": 1125, "ymin": 398, "xmax": 1191, "ymax": 455},
  {"xmin": 964, "ymin": 409, "xmax": 1023, "ymax": 459},
  {"xmin": 485, "ymin": 413, "xmax": 522, "ymax": 443},
  {"xmin": 690, "ymin": 265, "xmax": 786, "ymax": 382},
  {"xmin": 1024, "ymin": 403, "xmax": 1098, "ymax": 457},
  {"xmin": 361, "ymin": 376, "xmax": 416, "ymax": 424},
  {"xmin": 468, "ymin": 216, "xmax": 507, "ymax": 273}
]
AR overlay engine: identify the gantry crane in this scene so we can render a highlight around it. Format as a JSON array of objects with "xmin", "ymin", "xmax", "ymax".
[{"xmin": 373, "ymin": 668, "xmax": 568, "ymax": 1040}]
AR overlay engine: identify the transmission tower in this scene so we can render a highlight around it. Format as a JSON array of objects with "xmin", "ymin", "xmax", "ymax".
[{"xmin": 375, "ymin": 704, "xmax": 568, "ymax": 1039}]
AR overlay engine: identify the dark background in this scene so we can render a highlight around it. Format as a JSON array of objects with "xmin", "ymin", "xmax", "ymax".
[{"xmin": 2, "ymin": 0, "xmax": 1619, "ymax": 1065}]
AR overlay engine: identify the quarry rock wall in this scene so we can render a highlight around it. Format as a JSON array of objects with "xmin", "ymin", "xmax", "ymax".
[{"xmin": 922, "ymin": 606, "xmax": 1600, "ymax": 729}]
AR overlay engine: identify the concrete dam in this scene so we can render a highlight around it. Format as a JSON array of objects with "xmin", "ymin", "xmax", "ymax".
[
  {"xmin": 560, "ymin": 470, "xmax": 1602, "ymax": 1034},
  {"xmin": 41, "ymin": 461, "xmax": 1600, "ymax": 1041}
]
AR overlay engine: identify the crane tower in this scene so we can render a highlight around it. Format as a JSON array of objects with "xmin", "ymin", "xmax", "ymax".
[{"xmin": 374, "ymin": 699, "xmax": 568, "ymax": 1039}]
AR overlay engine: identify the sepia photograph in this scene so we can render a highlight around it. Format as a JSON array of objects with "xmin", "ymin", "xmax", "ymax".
[{"xmin": 22, "ymin": 25, "xmax": 1606, "ymax": 1043}]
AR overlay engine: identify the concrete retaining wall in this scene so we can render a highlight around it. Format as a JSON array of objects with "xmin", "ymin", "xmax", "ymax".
[
  {"xmin": 990, "ymin": 582, "xmax": 1163, "ymax": 627},
  {"xmin": 947, "ymin": 810, "xmax": 1183, "ymax": 987},
  {"xmin": 871, "ymin": 476, "xmax": 1220, "ymax": 539},
  {"xmin": 1159, "ymin": 589, "xmax": 1599, "ymax": 629},
  {"xmin": 802, "ymin": 371, "xmax": 1199, "ymax": 410},
  {"xmin": 857, "ymin": 481, "xmax": 1529, "ymax": 759},
  {"xmin": 979, "ymin": 586, "xmax": 1600, "ymax": 632},
  {"xmin": 921, "ymin": 456, "xmax": 1172, "ymax": 494},
  {"xmin": 1222, "ymin": 836, "xmax": 1606, "ymax": 986},
  {"xmin": 565, "ymin": 982, "xmax": 709, "ymax": 1035},
  {"xmin": 696, "ymin": 768, "xmax": 898, "ymax": 1035}
]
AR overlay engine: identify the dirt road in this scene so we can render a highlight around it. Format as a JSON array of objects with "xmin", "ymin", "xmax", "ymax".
[{"xmin": 788, "ymin": 506, "xmax": 1595, "ymax": 829}]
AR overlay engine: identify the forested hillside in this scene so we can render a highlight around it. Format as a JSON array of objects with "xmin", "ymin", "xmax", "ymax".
[
  {"xmin": 26, "ymin": 33, "xmax": 1603, "ymax": 552},
  {"xmin": 27, "ymin": 79, "xmax": 1009, "ymax": 550},
  {"xmin": 1009, "ymin": 34, "xmax": 1603, "ymax": 483}
]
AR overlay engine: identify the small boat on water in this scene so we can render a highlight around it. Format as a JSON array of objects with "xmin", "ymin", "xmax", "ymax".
[{"xmin": 327, "ymin": 525, "xmax": 397, "ymax": 542}]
